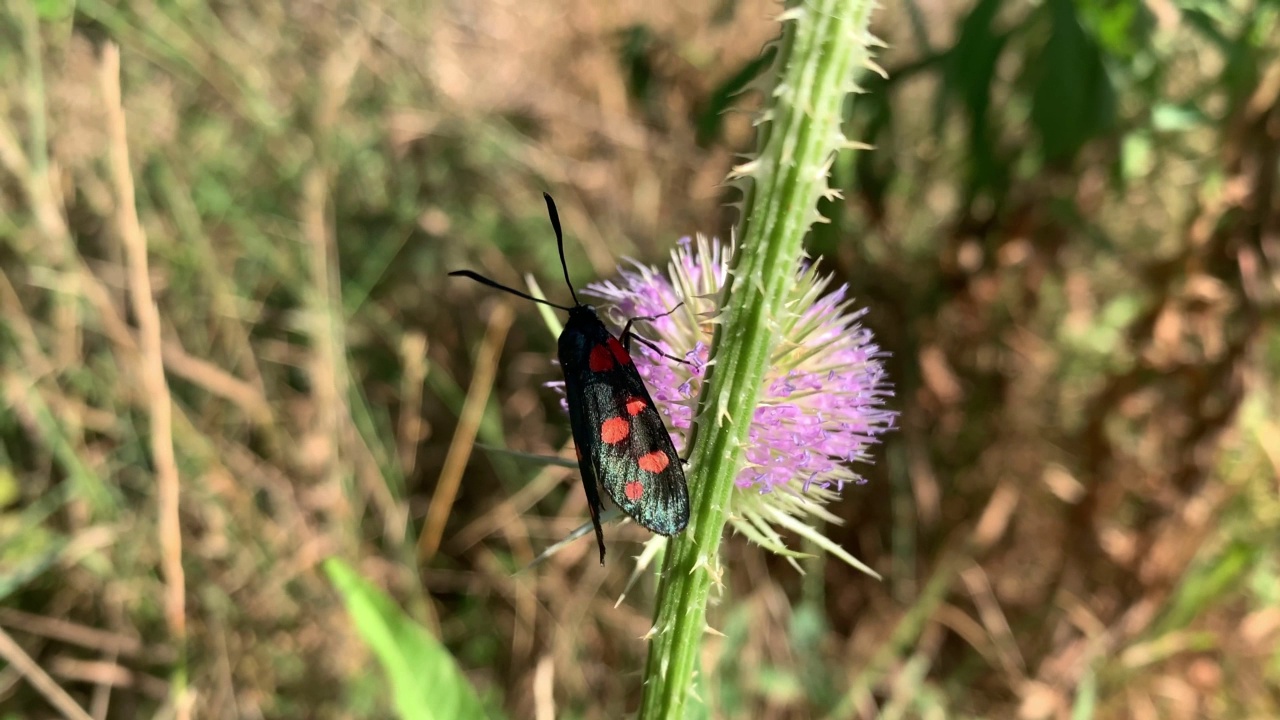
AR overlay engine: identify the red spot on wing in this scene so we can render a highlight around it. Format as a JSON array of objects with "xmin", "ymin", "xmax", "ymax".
[
  {"xmin": 588, "ymin": 344, "xmax": 615, "ymax": 372},
  {"xmin": 574, "ymin": 444, "xmax": 582, "ymax": 461},
  {"xmin": 607, "ymin": 337, "xmax": 632, "ymax": 365},
  {"xmin": 625, "ymin": 397, "xmax": 647, "ymax": 416},
  {"xmin": 601, "ymin": 417, "xmax": 630, "ymax": 444},
  {"xmin": 624, "ymin": 481, "xmax": 645, "ymax": 501},
  {"xmin": 638, "ymin": 450, "xmax": 670, "ymax": 473}
]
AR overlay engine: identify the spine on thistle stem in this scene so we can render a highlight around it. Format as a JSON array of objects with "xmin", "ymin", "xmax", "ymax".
[{"xmin": 638, "ymin": 0, "xmax": 883, "ymax": 716}]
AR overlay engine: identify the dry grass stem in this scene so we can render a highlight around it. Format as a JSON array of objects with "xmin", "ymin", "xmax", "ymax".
[
  {"xmin": 301, "ymin": 161, "xmax": 348, "ymax": 504},
  {"xmin": 960, "ymin": 563, "xmax": 1027, "ymax": 681},
  {"xmin": 159, "ymin": 341, "xmax": 273, "ymax": 423},
  {"xmin": 419, "ymin": 302, "xmax": 515, "ymax": 560},
  {"xmin": 0, "ymin": 625, "xmax": 94, "ymax": 720},
  {"xmin": 449, "ymin": 450, "xmax": 573, "ymax": 553},
  {"xmin": 0, "ymin": 609, "xmax": 142, "ymax": 658},
  {"xmin": 397, "ymin": 331, "xmax": 430, "ymax": 477},
  {"xmin": 49, "ymin": 656, "xmax": 169, "ymax": 698},
  {"xmin": 99, "ymin": 42, "xmax": 186, "ymax": 714}
]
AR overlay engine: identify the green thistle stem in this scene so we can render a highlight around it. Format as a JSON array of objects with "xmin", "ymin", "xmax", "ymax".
[{"xmin": 638, "ymin": 0, "xmax": 879, "ymax": 715}]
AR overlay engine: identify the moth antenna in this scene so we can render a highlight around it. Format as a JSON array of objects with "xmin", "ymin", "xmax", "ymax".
[
  {"xmin": 447, "ymin": 270, "xmax": 573, "ymax": 311},
  {"xmin": 543, "ymin": 193, "xmax": 581, "ymax": 307}
]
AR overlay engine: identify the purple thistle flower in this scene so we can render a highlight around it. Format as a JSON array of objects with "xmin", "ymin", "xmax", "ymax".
[{"xmin": 545, "ymin": 235, "xmax": 895, "ymax": 570}]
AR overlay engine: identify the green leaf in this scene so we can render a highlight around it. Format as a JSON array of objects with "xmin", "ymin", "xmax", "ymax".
[
  {"xmin": 941, "ymin": 0, "xmax": 1010, "ymax": 193},
  {"xmin": 1070, "ymin": 663, "xmax": 1098, "ymax": 720},
  {"xmin": 1180, "ymin": 8, "xmax": 1230, "ymax": 50},
  {"xmin": 1029, "ymin": 0, "xmax": 1117, "ymax": 164},
  {"xmin": 0, "ymin": 467, "xmax": 18, "ymax": 508},
  {"xmin": 34, "ymin": 0, "xmax": 75, "ymax": 20},
  {"xmin": 0, "ymin": 515, "xmax": 64, "ymax": 603},
  {"xmin": 1076, "ymin": 0, "xmax": 1151, "ymax": 58},
  {"xmin": 1151, "ymin": 102, "xmax": 1208, "ymax": 132},
  {"xmin": 1155, "ymin": 540, "xmax": 1255, "ymax": 635},
  {"xmin": 324, "ymin": 559, "xmax": 497, "ymax": 720},
  {"xmin": 1120, "ymin": 132, "xmax": 1152, "ymax": 180}
]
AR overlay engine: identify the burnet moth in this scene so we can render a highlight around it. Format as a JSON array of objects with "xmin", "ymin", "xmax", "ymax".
[{"xmin": 450, "ymin": 194, "xmax": 690, "ymax": 564}]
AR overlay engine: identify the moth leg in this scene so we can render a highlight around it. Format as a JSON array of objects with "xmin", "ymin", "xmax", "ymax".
[
  {"xmin": 619, "ymin": 303, "xmax": 692, "ymax": 365},
  {"xmin": 620, "ymin": 302, "xmax": 684, "ymax": 344},
  {"xmin": 627, "ymin": 332, "xmax": 691, "ymax": 365},
  {"xmin": 621, "ymin": 302, "xmax": 684, "ymax": 332}
]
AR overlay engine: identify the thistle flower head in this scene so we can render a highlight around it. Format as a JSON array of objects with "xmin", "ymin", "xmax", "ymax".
[{"xmin": 550, "ymin": 236, "xmax": 895, "ymax": 572}]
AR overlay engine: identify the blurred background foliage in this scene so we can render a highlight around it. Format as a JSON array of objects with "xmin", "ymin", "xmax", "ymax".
[{"xmin": 1, "ymin": 0, "xmax": 1278, "ymax": 717}]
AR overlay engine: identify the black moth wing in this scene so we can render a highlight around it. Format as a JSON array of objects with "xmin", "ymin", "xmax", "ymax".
[
  {"xmin": 559, "ymin": 307, "xmax": 690, "ymax": 544},
  {"xmin": 568, "ymin": 406, "xmax": 608, "ymax": 564},
  {"xmin": 586, "ymin": 366, "xmax": 689, "ymax": 535},
  {"xmin": 560, "ymin": 317, "xmax": 609, "ymax": 561}
]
